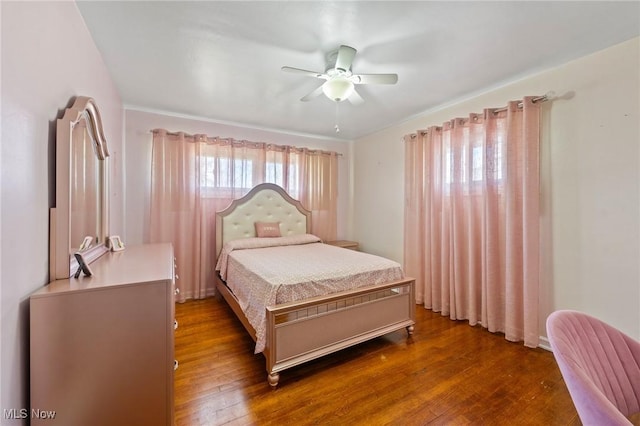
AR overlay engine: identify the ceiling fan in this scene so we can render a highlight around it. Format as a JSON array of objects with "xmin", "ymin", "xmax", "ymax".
[{"xmin": 282, "ymin": 45, "xmax": 398, "ymax": 105}]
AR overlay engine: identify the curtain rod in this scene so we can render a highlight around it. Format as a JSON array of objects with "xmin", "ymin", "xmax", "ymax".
[
  {"xmin": 151, "ymin": 129, "xmax": 228, "ymax": 139},
  {"xmin": 491, "ymin": 93, "xmax": 550, "ymax": 114},
  {"xmin": 408, "ymin": 93, "xmax": 553, "ymax": 139},
  {"xmin": 149, "ymin": 129, "xmax": 343, "ymax": 156}
]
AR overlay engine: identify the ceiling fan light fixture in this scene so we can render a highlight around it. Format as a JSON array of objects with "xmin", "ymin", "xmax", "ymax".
[
  {"xmin": 283, "ymin": 44, "xmax": 398, "ymax": 105},
  {"xmin": 322, "ymin": 77, "xmax": 355, "ymax": 102}
]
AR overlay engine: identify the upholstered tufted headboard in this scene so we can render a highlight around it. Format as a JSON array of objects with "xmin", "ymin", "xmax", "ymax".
[{"xmin": 215, "ymin": 183, "xmax": 312, "ymax": 257}]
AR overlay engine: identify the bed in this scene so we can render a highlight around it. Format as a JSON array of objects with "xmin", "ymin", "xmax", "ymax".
[{"xmin": 214, "ymin": 183, "xmax": 415, "ymax": 387}]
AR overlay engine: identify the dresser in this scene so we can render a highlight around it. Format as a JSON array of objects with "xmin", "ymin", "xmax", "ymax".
[{"xmin": 30, "ymin": 243, "xmax": 176, "ymax": 426}]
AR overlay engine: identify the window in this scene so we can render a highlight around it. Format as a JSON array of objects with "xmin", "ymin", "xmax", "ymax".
[
  {"xmin": 198, "ymin": 156, "xmax": 300, "ymax": 199},
  {"xmin": 443, "ymin": 138, "xmax": 504, "ymax": 187},
  {"xmin": 199, "ymin": 157, "xmax": 253, "ymax": 190}
]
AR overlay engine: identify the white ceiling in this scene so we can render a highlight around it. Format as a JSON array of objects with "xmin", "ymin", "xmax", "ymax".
[{"xmin": 77, "ymin": 1, "xmax": 640, "ymax": 141}]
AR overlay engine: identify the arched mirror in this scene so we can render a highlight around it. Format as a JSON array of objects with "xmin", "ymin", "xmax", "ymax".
[{"xmin": 50, "ymin": 96, "xmax": 110, "ymax": 280}]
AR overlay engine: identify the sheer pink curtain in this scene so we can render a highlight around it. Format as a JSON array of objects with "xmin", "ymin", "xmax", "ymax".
[
  {"xmin": 290, "ymin": 149, "xmax": 338, "ymax": 239},
  {"xmin": 149, "ymin": 130, "xmax": 338, "ymax": 301},
  {"xmin": 404, "ymin": 97, "xmax": 541, "ymax": 347}
]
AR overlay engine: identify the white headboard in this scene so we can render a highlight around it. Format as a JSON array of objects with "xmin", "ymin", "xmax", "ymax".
[{"xmin": 215, "ymin": 183, "xmax": 312, "ymax": 256}]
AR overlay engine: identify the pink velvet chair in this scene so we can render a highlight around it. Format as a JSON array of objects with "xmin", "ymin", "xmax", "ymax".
[{"xmin": 547, "ymin": 310, "xmax": 640, "ymax": 425}]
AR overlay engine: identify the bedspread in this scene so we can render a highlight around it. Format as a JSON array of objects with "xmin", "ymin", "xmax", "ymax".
[{"xmin": 215, "ymin": 236, "xmax": 404, "ymax": 353}]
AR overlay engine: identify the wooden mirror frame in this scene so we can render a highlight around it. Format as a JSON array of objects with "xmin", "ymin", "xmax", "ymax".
[{"xmin": 50, "ymin": 96, "xmax": 110, "ymax": 280}]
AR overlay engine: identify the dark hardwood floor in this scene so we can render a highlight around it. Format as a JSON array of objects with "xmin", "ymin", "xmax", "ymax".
[{"xmin": 174, "ymin": 297, "xmax": 580, "ymax": 425}]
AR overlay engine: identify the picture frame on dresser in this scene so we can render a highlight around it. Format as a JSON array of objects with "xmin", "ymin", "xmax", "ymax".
[
  {"xmin": 108, "ymin": 235, "xmax": 125, "ymax": 251},
  {"xmin": 72, "ymin": 251, "xmax": 93, "ymax": 278}
]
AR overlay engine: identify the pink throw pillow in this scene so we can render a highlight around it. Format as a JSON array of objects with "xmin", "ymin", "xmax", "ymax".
[{"xmin": 255, "ymin": 222, "xmax": 281, "ymax": 238}]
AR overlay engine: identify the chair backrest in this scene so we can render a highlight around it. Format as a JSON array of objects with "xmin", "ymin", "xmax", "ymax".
[{"xmin": 547, "ymin": 310, "xmax": 640, "ymax": 426}]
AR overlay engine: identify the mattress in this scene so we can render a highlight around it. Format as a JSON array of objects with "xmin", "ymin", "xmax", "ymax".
[{"xmin": 215, "ymin": 234, "xmax": 404, "ymax": 353}]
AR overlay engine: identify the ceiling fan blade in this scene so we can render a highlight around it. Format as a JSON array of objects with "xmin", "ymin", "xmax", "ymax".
[
  {"xmin": 335, "ymin": 45, "xmax": 357, "ymax": 72},
  {"xmin": 352, "ymin": 73, "xmax": 398, "ymax": 85},
  {"xmin": 300, "ymin": 84, "xmax": 324, "ymax": 102},
  {"xmin": 348, "ymin": 89, "xmax": 364, "ymax": 105},
  {"xmin": 281, "ymin": 66, "xmax": 325, "ymax": 79}
]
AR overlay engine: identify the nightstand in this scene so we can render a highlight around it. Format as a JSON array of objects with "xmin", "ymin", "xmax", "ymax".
[{"xmin": 326, "ymin": 240, "xmax": 359, "ymax": 251}]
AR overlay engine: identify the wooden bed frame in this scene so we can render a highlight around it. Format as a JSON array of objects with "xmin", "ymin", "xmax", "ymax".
[{"xmin": 214, "ymin": 183, "xmax": 415, "ymax": 387}]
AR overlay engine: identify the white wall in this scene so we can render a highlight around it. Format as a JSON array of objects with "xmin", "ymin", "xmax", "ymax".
[
  {"xmin": 0, "ymin": 2, "xmax": 123, "ymax": 422},
  {"xmin": 123, "ymin": 109, "xmax": 353, "ymax": 246},
  {"xmin": 353, "ymin": 37, "xmax": 640, "ymax": 341}
]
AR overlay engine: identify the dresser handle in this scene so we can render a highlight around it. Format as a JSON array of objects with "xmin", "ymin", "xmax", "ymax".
[
  {"xmin": 175, "ymin": 288, "xmax": 180, "ymax": 296},
  {"xmin": 174, "ymin": 319, "xmax": 178, "ymax": 330},
  {"xmin": 174, "ymin": 360, "xmax": 179, "ymax": 371},
  {"xmin": 175, "ymin": 274, "xmax": 179, "ymax": 281}
]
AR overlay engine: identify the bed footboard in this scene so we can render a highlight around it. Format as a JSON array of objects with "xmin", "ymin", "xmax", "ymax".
[{"xmin": 264, "ymin": 278, "xmax": 415, "ymax": 387}]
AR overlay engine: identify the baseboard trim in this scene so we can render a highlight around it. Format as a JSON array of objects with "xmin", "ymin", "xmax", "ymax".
[{"xmin": 538, "ymin": 336, "xmax": 552, "ymax": 352}]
